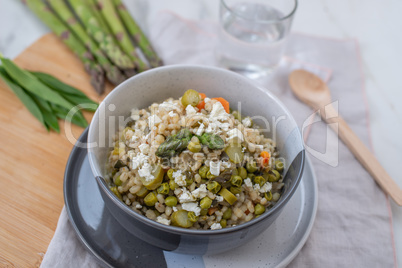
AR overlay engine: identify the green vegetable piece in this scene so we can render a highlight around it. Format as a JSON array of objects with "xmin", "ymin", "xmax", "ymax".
[
  {"xmin": 267, "ymin": 170, "xmax": 281, "ymax": 182},
  {"xmin": 185, "ymin": 177, "xmax": 194, "ymax": 186},
  {"xmin": 181, "ymin": 89, "xmax": 200, "ymax": 107},
  {"xmin": 32, "ymin": 97, "xmax": 60, "ymax": 132},
  {"xmin": 225, "ymin": 143, "xmax": 244, "ymax": 164},
  {"xmin": 232, "ymin": 110, "xmax": 242, "ymax": 121},
  {"xmin": 114, "ymin": 175, "xmax": 122, "ymax": 186},
  {"xmin": 188, "ymin": 211, "xmax": 199, "ymax": 223},
  {"xmin": 230, "ymin": 186, "xmax": 242, "ymax": 195},
  {"xmin": 200, "ymin": 208, "xmax": 208, "ymax": 216},
  {"xmin": 200, "ymin": 197, "xmax": 213, "ymax": 209},
  {"xmin": 275, "ymin": 160, "xmax": 284, "ymax": 173},
  {"xmin": 51, "ymin": 103, "xmax": 88, "ymax": 128},
  {"xmin": 230, "ymin": 175, "xmax": 243, "ymax": 187},
  {"xmin": 0, "ymin": 66, "xmax": 45, "ymax": 127},
  {"xmin": 207, "ymin": 181, "xmax": 221, "ymax": 194},
  {"xmin": 237, "ymin": 167, "xmax": 247, "ymax": 179},
  {"xmin": 218, "ymin": 188, "xmax": 237, "ymax": 205},
  {"xmin": 156, "ymin": 128, "xmax": 192, "ymax": 157},
  {"xmin": 157, "ymin": 183, "xmax": 170, "ymax": 195},
  {"xmin": 222, "ymin": 208, "xmax": 232, "ymax": 220},
  {"xmin": 198, "ymin": 166, "xmax": 209, "ymax": 179},
  {"xmin": 272, "ymin": 192, "xmax": 281, "ymax": 202},
  {"xmin": 220, "ymin": 219, "xmax": 227, "ymax": 228},
  {"xmin": 140, "ymin": 165, "xmax": 164, "ymax": 190},
  {"xmin": 254, "ymin": 204, "xmax": 266, "ymax": 215},
  {"xmin": 264, "ymin": 191, "xmax": 273, "ymax": 201},
  {"xmin": 254, "ymin": 176, "xmax": 266, "ymax": 187},
  {"xmin": 144, "ymin": 192, "xmax": 158, "ymax": 206},
  {"xmin": 206, "ymin": 171, "xmax": 216, "ymax": 180},
  {"xmin": 165, "ymin": 196, "xmax": 178, "ymax": 207},
  {"xmin": 246, "ymin": 161, "xmax": 258, "ymax": 173},
  {"xmin": 171, "ymin": 210, "xmax": 193, "ymax": 228},
  {"xmin": 169, "ymin": 180, "xmax": 178, "ymax": 191},
  {"xmin": 136, "ymin": 186, "xmax": 149, "ymax": 198},
  {"xmin": 167, "ymin": 169, "xmax": 175, "ymax": 180},
  {"xmin": 231, "ymin": 168, "xmax": 239, "ymax": 176},
  {"xmin": 110, "ymin": 186, "xmax": 122, "ymax": 200},
  {"xmin": 198, "ymin": 132, "xmax": 224, "ymax": 150},
  {"xmin": 247, "ymin": 173, "xmax": 256, "ymax": 181},
  {"xmin": 187, "ymin": 141, "xmax": 202, "ymax": 153},
  {"xmin": 114, "ymin": 159, "xmax": 126, "ymax": 169}
]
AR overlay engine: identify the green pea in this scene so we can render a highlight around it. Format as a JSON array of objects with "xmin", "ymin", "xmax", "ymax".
[
  {"xmin": 188, "ymin": 211, "xmax": 199, "ymax": 223},
  {"xmin": 237, "ymin": 167, "xmax": 247, "ymax": 179},
  {"xmin": 254, "ymin": 176, "xmax": 266, "ymax": 187},
  {"xmin": 181, "ymin": 89, "xmax": 200, "ymax": 107},
  {"xmin": 114, "ymin": 175, "xmax": 122, "ymax": 186},
  {"xmin": 157, "ymin": 183, "xmax": 170, "ymax": 195},
  {"xmin": 200, "ymin": 208, "xmax": 208, "ymax": 216},
  {"xmin": 247, "ymin": 173, "xmax": 256, "ymax": 181},
  {"xmin": 267, "ymin": 170, "xmax": 281, "ymax": 182},
  {"xmin": 246, "ymin": 161, "xmax": 258, "ymax": 173},
  {"xmin": 110, "ymin": 186, "xmax": 122, "ymax": 200},
  {"xmin": 198, "ymin": 166, "xmax": 209, "ymax": 179},
  {"xmin": 264, "ymin": 191, "xmax": 273, "ymax": 201},
  {"xmin": 207, "ymin": 181, "xmax": 221, "ymax": 194},
  {"xmin": 230, "ymin": 175, "xmax": 243, "ymax": 187},
  {"xmin": 222, "ymin": 208, "xmax": 232, "ymax": 219},
  {"xmin": 254, "ymin": 204, "xmax": 266, "ymax": 215},
  {"xmin": 275, "ymin": 160, "xmax": 284, "ymax": 173},
  {"xmin": 144, "ymin": 192, "xmax": 158, "ymax": 206},
  {"xmin": 167, "ymin": 169, "xmax": 175, "ymax": 180},
  {"xmin": 169, "ymin": 179, "xmax": 178, "ymax": 190},
  {"xmin": 272, "ymin": 192, "xmax": 281, "ymax": 202},
  {"xmin": 230, "ymin": 186, "xmax": 242, "ymax": 195},
  {"xmin": 200, "ymin": 196, "xmax": 213, "ymax": 209},
  {"xmin": 165, "ymin": 196, "xmax": 178, "ymax": 207},
  {"xmin": 220, "ymin": 219, "xmax": 227, "ymax": 228},
  {"xmin": 187, "ymin": 141, "xmax": 202, "ymax": 153}
]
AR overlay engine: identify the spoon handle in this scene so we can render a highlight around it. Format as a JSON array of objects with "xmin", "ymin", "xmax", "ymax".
[{"xmin": 324, "ymin": 105, "xmax": 402, "ymax": 205}]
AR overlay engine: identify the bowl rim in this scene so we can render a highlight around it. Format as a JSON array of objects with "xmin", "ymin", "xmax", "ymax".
[{"xmin": 88, "ymin": 64, "xmax": 305, "ymax": 235}]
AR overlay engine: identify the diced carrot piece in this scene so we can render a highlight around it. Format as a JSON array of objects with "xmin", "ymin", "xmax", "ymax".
[
  {"xmin": 261, "ymin": 157, "xmax": 270, "ymax": 167},
  {"xmin": 199, "ymin": 93, "xmax": 206, "ymax": 100},
  {"xmin": 208, "ymin": 207, "xmax": 218, "ymax": 215},
  {"xmin": 197, "ymin": 100, "xmax": 205, "ymax": 111},
  {"xmin": 212, "ymin": 97, "xmax": 230, "ymax": 113},
  {"xmin": 260, "ymin": 151, "xmax": 270, "ymax": 159}
]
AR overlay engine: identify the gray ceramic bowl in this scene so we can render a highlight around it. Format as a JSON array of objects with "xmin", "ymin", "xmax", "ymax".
[{"xmin": 88, "ymin": 65, "xmax": 305, "ymax": 255}]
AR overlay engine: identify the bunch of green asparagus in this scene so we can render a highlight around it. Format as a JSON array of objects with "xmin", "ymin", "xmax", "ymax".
[
  {"xmin": 0, "ymin": 54, "xmax": 97, "ymax": 132},
  {"xmin": 24, "ymin": 0, "xmax": 163, "ymax": 94}
]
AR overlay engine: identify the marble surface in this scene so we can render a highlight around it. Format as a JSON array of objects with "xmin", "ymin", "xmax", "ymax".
[{"xmin": 1, "ymin": 0, "xmax": 401, "ymax": 266}]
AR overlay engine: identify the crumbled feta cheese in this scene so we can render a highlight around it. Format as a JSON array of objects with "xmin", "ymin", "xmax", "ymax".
[
  {"xmin": 191, "ymin": 184, "xmax": 208, "ymax": 199},
  {"xmin": 148, "ymin": 114, "xmax": 162, "ymax": 127},
  {"xmin": 204, "ymin": 97, "xmax": 211, "ymax": 103},
  {"xmin": 242, "ymin": 147, "xmax": 246, "ymax": 152},
  {"xmin": 259, "ymin": 182, "xmax": 272, "ymax": 193},
  {"xmin": 172, "ymin": 170, "xmax": 187, "ymax": 186},
  {"xmin": 168, "ymin": 111, "xmax": 176, "ymax": 117},
  {"xmin": 215, "ymin": 195, "xmax": 224, "ymax": 202},
  {"xmin": 138, "ymin": 143, "xmax": 150, "ymax": 154},
  {"xmin": 205, "ymin": 123, "xmax": 216, "ymax": 133},
  {"xmin": 136, "ymin": 204, "xmax": 143, "ymax": 209},
  {"xmin": 130, "ymin": 109, "xmax": 140, "ymax": 120},
  {"xmin": 130, "ymin": 153, "xmax": 149, "ymax": 170},
  {"xmin": 179, "ymin": 188, "xmax": 196, "ymax": 203},
  {"xmin": 186, "ymin": 105, "xmax": 197, "ymax": 115},
  {"xmin": 138, "ymin": 163, "xmax": 154, "ymax": 181},
  {"xmin": 210, "ymin": 223, "xmax": 222, "ymax": 230},
  {"xmin": 156, "ymin": 216, "xmax": 171, "ymax": 226},
  {"xmin": 242, "ymin": 117, "xmax": 252, "ymax": 127},
  {"xmin": 195, "ymin": 123, "xmax": 205, "ymax": 136},
  {"xmin": 173, "ymin": 206, "xmax": 178, "ymax": 212},
  {"xmin": 244, "ymin": 178, "xmax": 253, "ymax": 187},
  {"xmin": 210, "ymin": 102, "xmax": 228, "ymax": 118},
  {"xmin": 226, "ymin": 128, "xmax": 244, "ymax": 142},
  {"xmin": 221, "ymin": 161, "xmax": 231, "ymax": 169},
  {"xmin": 253, "ymin": 184, "xmax": 261, "ymax": 192},
  {"xmin": 182, "ymin": 202, "xmax": 201, "ymax": 216},
  {"xmin": 210, "ymin": 161, "xmax": 221, "ymax": 176}
]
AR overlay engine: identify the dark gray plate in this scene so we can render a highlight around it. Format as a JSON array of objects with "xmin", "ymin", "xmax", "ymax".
[{"xmin": 64, "ymin": 128, "xmax": 318, "ymax": 268}]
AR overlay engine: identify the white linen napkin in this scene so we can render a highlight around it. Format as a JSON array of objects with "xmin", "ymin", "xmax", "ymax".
[{"xmin": 41, "ymin": 11, "xmax": 396, "ymax": 268}]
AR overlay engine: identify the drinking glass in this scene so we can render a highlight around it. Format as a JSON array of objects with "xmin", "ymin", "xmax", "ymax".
[{"xmin": 216, "ymin": 0, "xmax": 297, "ymax": 78}]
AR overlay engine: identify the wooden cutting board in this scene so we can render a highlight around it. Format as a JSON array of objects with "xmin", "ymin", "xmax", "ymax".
[{"xmin": 0, "ymin": 33, "xmax": 113, "ymax": 267}]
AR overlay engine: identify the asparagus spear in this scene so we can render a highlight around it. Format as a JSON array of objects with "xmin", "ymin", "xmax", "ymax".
[
  {"xmin": 85, "ymin": 0, "xmax": 112, "ymax": 35},
  {"xmin": 111, "ymin": 0, "xmax": 163, "ymax": 68},
  {"xmin": 67, "ymin": 0, "xmax": 136, "ymax": 72},
  {"xmin": 24, "ymin": 0, "xmax": 105, "ymax": 94},
  {"xmin": 47, "ymin": 0, "xmax": 126, "ymax": 85},
  {"xmin": 95, "ymin": 0, "xmax": 148, "ymax": 72}
]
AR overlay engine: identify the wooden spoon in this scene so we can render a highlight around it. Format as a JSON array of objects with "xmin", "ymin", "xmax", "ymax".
[{"xmin": 289, "ymin": 69, "xmax": 402, "ymax": 206}]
